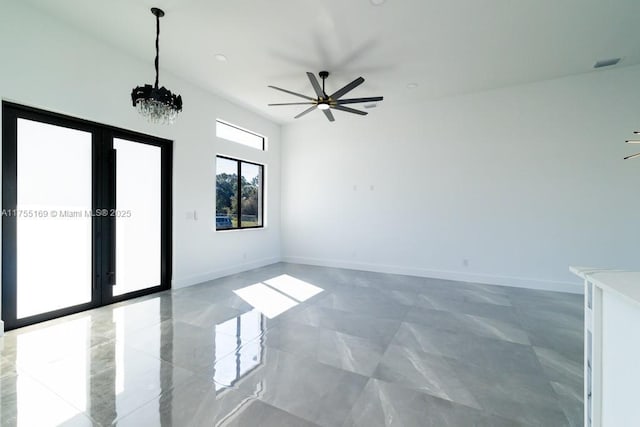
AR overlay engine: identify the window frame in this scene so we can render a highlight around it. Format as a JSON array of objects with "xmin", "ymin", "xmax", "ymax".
[
  {"xmin": 215, "ymin": 155, "xmax": 264, "ymax": 231},
  {"xmin": 216, "ymin": 119, "xmax": 266, "ymax": 151}
]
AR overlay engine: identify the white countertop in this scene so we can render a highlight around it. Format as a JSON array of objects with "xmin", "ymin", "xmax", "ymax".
[{"xmin": 570, "ymin": 266, "xmax": 640, "ymax": 308}]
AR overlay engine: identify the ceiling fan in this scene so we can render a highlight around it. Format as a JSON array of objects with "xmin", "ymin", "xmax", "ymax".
[{"xmin": 268, "ymin": 71, "xmax": 383, "ymax": 122}]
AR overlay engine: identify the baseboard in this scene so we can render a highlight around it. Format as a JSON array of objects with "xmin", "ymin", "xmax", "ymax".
[
  {"xmin": 172, "ymin": 256, "xmax": 282, "ymax": 289},
  {"xmin": 282, "ymin": 256, "xmax": 583, "ymax": 294}
]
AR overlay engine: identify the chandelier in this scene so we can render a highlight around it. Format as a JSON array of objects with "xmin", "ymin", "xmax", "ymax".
[{"xmin": 131, "ymin": 7, "xmax": 182, "ymax": 125}]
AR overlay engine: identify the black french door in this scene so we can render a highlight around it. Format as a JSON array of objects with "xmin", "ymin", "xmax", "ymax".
[{"xmin": 2, "ymin": 102, "xmax": 172, "ymax": 330}]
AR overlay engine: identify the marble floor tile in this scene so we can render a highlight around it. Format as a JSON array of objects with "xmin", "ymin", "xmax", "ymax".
[
  {"xmin": 506, "ymin": 287, "xmax": 583, "ymax": 315},
  {"xmin": 0, "ymin": 356, "xmax": 17, "ymax": 379},
  {"xmin": 0, "ymin": 368, "xmax": 94, "ymax": 426},
  {"xmin": 125, "ymin": 320, "xmax": 224, "ymax": 377},
  {"xmin": 551, "ymin": 380, "xmax": 584, "ymax": 427},
  {"xmin": 17, "ymin": 339, "xmax": 194, "ymax": 425},
  {"xmin": 516, "ymin": 306, "xmax": 583, "ymax": 333},
  {"xmin": 117, "ymin": 375, "xmax": 321, "ymax": 427},
  {"xmin": 0, "ymin": 314, "xmax": 113, "ymax": 365},
  {"xmin": 342, "ymin": 378, "xmax": 521, "ymax": 427},
  {"xmin": 424, "ymin": 285, "xmax": 513, "ymax": 306},
  {"xmin": 172, "ymin": 299, "xmax": 247, "ymax": 329},
  {"xmin": 525, "ymin": 325, "xmax": 583, "ymax": 364},
  {"xmin": 0, "ymin": 263, "xmax": 584, "ymax": 427},
  {"xmin": 215, "ymin": 346, "xmax": 368, "ymax": 427},
  {"xmin": 261, "ymin": 321, "xmax": 387, "ymax": 376},
  {"xmin": 405, "ymin": 307, "xmax": 531, "ymax": 345},
  {"xmin": 392, "ymin": 322, "xmax": 544, "ymax": 376},
  {"xmin": 315, "ymin": 292, "xmax": 411, "ymax": 320},
  {"xmin": 279, "ymin": 305, "xmax": 402, "ymax": 348},
  {"xmin": 373, "ymin": 344, "xmax": 480, "ymax": 408},
  {"xmin": 380, "ymin": 288, "xmax": 422, "ymax": 306},
  {"xmin": 414, "ymin": 294, "xmax": 521, "ymax": 324},
  {"xmin": 451, "ymin": 359, "xmax": 570, "ymax": 426},
  {"xmin": 534, "ymin": 346, "xmax": 583, "ymax": 392}
]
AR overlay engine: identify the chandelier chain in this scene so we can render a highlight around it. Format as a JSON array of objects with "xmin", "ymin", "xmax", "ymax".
[{"xmin": 154, "ymin": 12, "xmax": 160, "ymax": 89}]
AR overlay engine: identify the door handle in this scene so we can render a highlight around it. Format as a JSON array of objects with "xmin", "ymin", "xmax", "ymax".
[{"xmin": 108, "ymin": 148, "xmax": 116, "ymax": 288}]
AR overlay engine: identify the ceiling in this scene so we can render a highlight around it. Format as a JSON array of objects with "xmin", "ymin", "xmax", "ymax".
[{"xmin": 22, "ymin": 0, "xmax": 640, "ymax": 124}]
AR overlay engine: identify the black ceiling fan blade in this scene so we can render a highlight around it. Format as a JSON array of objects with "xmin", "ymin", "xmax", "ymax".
[
  {"xmin": 306, "ymin": 72, "xmax": 324, "ymax": 98},
  {"xmin": 323, "ymin": 109, "xmax": 335, "ymax": 122},
  {"xmin": 269, "ymin": 102, "xmax": 316, "ymax": 106},
  {"xmin": 294, "ymin": 105, "xmax": 318, "ymax": 119},
  {"xmin": 331, "ymin": 105, "xmax": 367, "ymax": 116},
  {"xmin": 336, "ymin": 96, "xmax": 384, "ymax": 105},
  {"xmin": 268, "ymin": 85, "xmax": 315, "ymax": 101},
  {"xmin": 330, "ymin": 77, "xmax": 365, "ymax": 100}
]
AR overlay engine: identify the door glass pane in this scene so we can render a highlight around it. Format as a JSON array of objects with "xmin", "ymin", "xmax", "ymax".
[
  {"xmin": 113, "ymin": 139, "xmax": 161, "ymax": 296},
  {"xmin": 16, "ymin": 119, "xmax": 92, "ymax": 319}
]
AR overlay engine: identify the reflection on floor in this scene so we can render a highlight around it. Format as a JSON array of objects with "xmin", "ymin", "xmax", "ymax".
[{"xmin": 0, "ymin": 263, "xmax": 584, "ymax": 426}]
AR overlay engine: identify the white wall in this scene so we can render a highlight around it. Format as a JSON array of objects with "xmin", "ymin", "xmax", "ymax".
[
  {"xmin": 281, "ymin": 66, "xmax": 640, "ymax": 292},
  {"xmin": 0, "ymin": 2, "xmax": 282, "ymax": 298}
]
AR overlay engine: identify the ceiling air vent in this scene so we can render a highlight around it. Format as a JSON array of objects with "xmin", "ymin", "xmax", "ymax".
[{"xmin": 593, "ymin": 58, "xmax": 622, "ymax": 69}]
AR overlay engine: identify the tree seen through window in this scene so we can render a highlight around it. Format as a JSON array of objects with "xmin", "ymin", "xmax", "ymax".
[{"xmin": 216, "ymin": 156, "xmax": 263, "ymax": 229}]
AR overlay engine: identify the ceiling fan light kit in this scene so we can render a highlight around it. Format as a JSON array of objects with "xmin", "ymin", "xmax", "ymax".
[
  {"xmin": 268, "ymin": 71, "xmax": 384, "ymax": 122},
  {"xmin": 131, "ymin": 7, "xmax": 183, "ymax": 125}
]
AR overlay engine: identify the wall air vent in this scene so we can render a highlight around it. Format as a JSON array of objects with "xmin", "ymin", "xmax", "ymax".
[{"xmin": 593, "ymin": 58, "xmax": 622, "ymax": 69}]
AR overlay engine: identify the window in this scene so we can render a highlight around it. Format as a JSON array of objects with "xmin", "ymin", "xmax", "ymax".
[
  {"xmin": 216, "ymin": 119, "xmax": 265, "ymax": 151},
  {"xmin": 216, "ymin": 156, "xmax": 263, "ymax": 230}
]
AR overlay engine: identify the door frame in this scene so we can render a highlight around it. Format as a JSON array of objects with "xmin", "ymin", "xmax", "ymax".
[{"xmin": 2, "ymin": 102, "xmax": 172, "ymax": 330}]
